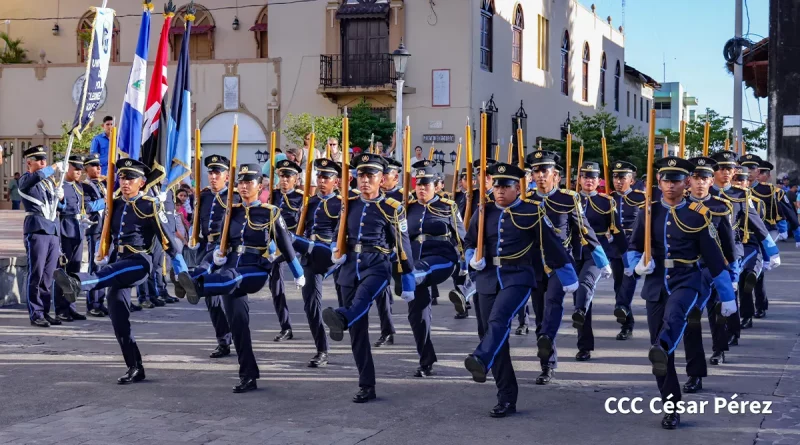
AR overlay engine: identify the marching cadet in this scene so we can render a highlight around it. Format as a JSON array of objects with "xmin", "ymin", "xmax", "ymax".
[
  {"xmin": 453, "ymin": 168, "xmax": 471, "ymax": 218},
  {"xmin": 322, "ymin": 153, "xmax": 416, "ymax": 403},
  {"xmin": 626, "ymin": 156, "xmax": 737, "ymax": 429},
  {"xmin": 83, "ymin": 153, "xmax": 109, "ymax": 317},
  {"xmin": 54, "ymin": 159, "xmax": 189, "ymax": 383},
  {"xmin": 448, "ymin": 167, "xmax": 476, "ymax": 320},
  {"xmin": 572, "ymin": 162, "xmax": 628, "ymax": 361},
  {"xmin": 525, "ymin": 150, "xmax": 610, "ymax": 384},
  {"xmin": 463, "ymin": 162, "xmax": 578, "ymax": 417},
  {"xmin": 176, "ymin": 155, "xmax": 235, "ymax": 359},
  {"xmin": 680, "ymin": 156, "xmax": 737, "ymax": 393},
  {"xmin": 381, "ymin": 157, "xmax": 403, "ymax": 200},
  {"xmin": 178, "ymin": 163, "xmax": 304, "ymax": 393},
  {"xmin": 53, "ymin": 155, "xmax": 96, "ymax": 322},
  {"xmin": 19, "ymin": 145, "xmax": 66, "ymax": 327},
  {"xmin": 270, "ymin": 159, "xmax": 304, "ymax": 342},
  {"xmin": 138, "ymin": 181, "xmax": 180, "ymax": 307},
  {"xmin": 608, "ymin": 161, "xmax": 646, "ymax": 340},
  {"xmin": 405, "ymin": 165, "xmax": 466, "ymax": 377}
]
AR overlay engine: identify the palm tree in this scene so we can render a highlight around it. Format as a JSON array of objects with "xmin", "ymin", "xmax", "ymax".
[{"xmin": 0, "ymin": 32, "xmax": 30, "ymax": 64}]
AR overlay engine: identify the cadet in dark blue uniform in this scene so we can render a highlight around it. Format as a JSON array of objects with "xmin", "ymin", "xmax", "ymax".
[
  {"xmin": 54, "ymin": 159, "xmax": 189, "ymax": 383},
  {"xmin": 463, "ymin": 162, "xmax": 578, "ymax": 417},
  {"xmin": 179, "ymin": 164, "xmax": 304, "ymax": 393},
  {"xmin": 609, "ymin": 161, "xmax": 646, "ymax": 340},
  {"xmin": 53, "ymin": 155, "xmax": 98, "ymax": 322},
  {"xmin": 322, "ymin": 153, "xmax": 415, "ymax": 403},
  {"xmin": 19, "ymin": 145, "xmax": 65, "ymax": 327},
  {"xmin": 177, "ymin": 155, "xmax": 235, "ymax": 359},
  {"xmin": 626, "ymin": 156, "xmax": 737, "ymax": 429},
  {"xmin": 82, "ymin": 154, "xmax": 110, "ymax": 317},
  {"xmin": 572, "ymin": 162, "xmax": 626, "ymax": 361},
  {"xmin": 136, "ymin": 183, "xmax": 178, "ymax": 307},
  {"xmin": 406, "ymin": 165, "xmax": 466, "ymax": 377},
  {"xmin": 448, "ymin": 167, "xmax": 478, "ymax": 320}
]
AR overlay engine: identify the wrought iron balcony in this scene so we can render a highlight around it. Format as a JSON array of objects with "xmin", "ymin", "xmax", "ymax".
[{"xmin": 319, "ymin": 53, "xmax": 396, "ymax": 89}]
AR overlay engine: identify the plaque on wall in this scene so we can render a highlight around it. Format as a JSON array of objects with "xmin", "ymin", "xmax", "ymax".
[
  {"xmin": 223, "ymin": 75, "xmax": 240, "ymax": 110},
  {"xmin": 423, "ymin": 134, "xmax": 456, "ymax": 144},
  {"xmin": 432, "ymin": 69, "xmax": 450, "ymax": 107}
]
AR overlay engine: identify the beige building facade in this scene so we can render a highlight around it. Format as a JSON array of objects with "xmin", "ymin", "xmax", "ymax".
[{"xmin": 0, "ymin": 0, "xmax": 656, "ymax": 200}]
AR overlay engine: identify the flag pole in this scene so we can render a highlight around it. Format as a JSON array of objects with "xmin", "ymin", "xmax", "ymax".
[{"xmin": 189, "ymin": 119, "xmax": 201, "ymax": 248}]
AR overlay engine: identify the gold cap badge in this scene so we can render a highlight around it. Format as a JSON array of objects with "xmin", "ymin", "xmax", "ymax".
[
  {"xmin": 668, "ymin": 159, "xmax": 677, "ymax": 167},
  {"xmin": 498, "ymin": 166, "xmax": 506, "ymax": 173}
]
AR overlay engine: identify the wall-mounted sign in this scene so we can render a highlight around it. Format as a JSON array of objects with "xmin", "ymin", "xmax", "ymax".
[
  {"xmin": 423, "ymin": 134, "xmax": 456, "ymax": 144},
  {"xmin": 429, "ymin": 120, "xmax": 443, "ymax": 129},
  {"xmin": 432, "ymin": 69, "xmax": 450, "ymax": 107}
]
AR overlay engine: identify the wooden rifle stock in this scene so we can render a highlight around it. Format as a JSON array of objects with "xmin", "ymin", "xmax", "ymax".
[
  {"xmin": 335, "ymin": 111, "xmax": 350, "ymax": 258},
  {"xmin": 296, "ymin": 131, "xmax": 315, "ymax": 235},
  {"xmin": 189, "ymin": 126, "xmax": 202, "ymax": 247},
  {"xmin": 644, "ymin": 109, "xmax": 656, "ymax": 264},
  {"xmin": 219, "ymin": 119, "xmax": 239, "ymax": 254},
  {"xmin": 97, "ymin": 126, "xmax": 117, "ymax": 260}
]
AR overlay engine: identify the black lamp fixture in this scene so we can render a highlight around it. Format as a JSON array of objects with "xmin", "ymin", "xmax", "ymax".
[
  {"xmin": 560, "ymin": 112, "xmax": 572, "ymax": 141},
  {"xmin": 431, "ymin": 148, "xmax": 457, "ymax": 172},
  {"xmin": 255, "ymin": 149, "xmax": 267, "ymax": 164},
  {"xmin": 53, "ymin": 0, "xmax": 60, "ymax": 35},
  {"xmin": 232, "ymin": 16, "xmax": 240, "ymax": 30},
  {"xmin": 392, "ymin": 39, "xmax": 411, "ymax": 80},
  {"xmin": 52, "ymin": 23, "xmax": 60, "ymax": 36}
]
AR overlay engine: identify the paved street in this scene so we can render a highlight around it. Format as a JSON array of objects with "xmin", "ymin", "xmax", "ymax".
[{"xmin": 1, "ymin": 248, "xmax": 800, "ymax": 444}]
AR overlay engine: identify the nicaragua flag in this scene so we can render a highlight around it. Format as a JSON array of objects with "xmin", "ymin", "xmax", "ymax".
[
  {"xmin": 166, "ymin": 14, "xmax": 192, "ymax": 188},
  {"xmin": 117, "ymin": 3, "xmax": 152, "ymax": 160}
]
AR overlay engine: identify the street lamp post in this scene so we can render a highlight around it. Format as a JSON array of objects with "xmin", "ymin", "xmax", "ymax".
[
  {"xmin": 431, "ymin": 149, "xmax": 457, "ymax": 172},
  {"xmin": 392, "ymin": 40, "xmax": 410, "ymax": 164}
]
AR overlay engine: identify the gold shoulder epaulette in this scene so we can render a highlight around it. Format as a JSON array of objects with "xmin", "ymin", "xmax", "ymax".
[
  {"xmin": 598, "ymin": 192, "xmax": 610, "ymax": 199},
  {"xmin": 562, "ymin": 189, "xmax": 578, "ymax": 196},
  {"xmin": 260, "ymin": 202, "xmax": 278, "ymax": 210},
  {"xmin": 440, "ymin": 198, "xmax": 455, "ymax": 206},
  {"xmin": 711, "ymin": 195, "xmax": 734, "ymax": 213},
  {"xmin": 142, "ymin": 195, "xmax": 156, "ymax": 202},
  {"xmin": 524, "ymin": 198, "xmax": 542, "ymax": 206},
  {"xmin": 385, "ymin": 197, "xmax": 401, "ymax": 209},
  {"xmin": 689, "ymin": 201, "xmax": 709, "ymax": 216}
]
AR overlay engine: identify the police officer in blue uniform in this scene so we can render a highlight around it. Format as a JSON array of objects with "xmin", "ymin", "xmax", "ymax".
[
  {"xmin": 322, "ymin": 153, "xmax": 415, "ymax": 403},
  {"xmin": 609, "ymin": 161, "xmax": 646, "ymax": 340},
  {"xmin": 178, "ymin": 163, "xmax": 304, "ymax": 393},
  {"xmin": 19, "ymin": 145, "xmax": 65, "ymax": 327},
  {"xmin": 572, "ymin": 161, "xmax": 627, "ymax": 361},
  {"xmin": 54, "ymin": 159, "xmax": 189, "ymax": 383},
  {"xmin": 405, "ymin": 165, "xmax": 466, "ymax": 377},
  {"xmin": 626, "ymin": 156, "xmax": 737, "ymax": 429},
  {"xmin": 82, "ymin": 153, "xmax": 110, "ymax": 317},
  {"xmin": 463, "ymin": 162, "xmax": 578, "ymax": 417}
]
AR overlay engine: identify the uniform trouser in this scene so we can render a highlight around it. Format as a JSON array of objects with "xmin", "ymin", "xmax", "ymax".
[
  {"xmin": 754, "ymin": 272, "xmax": 769, "ymax": 312},
  {"xmin": 301, "ymin": 267, "xmax": 330, "ymax": 353},
  {"xmin": 473, "ymin": 285, "xmax": 532, "ymax": 405},
  {"xmin": 136, "ymin": 245, "xmax": 161, "ymax": 303},
  {"xmin": 531, "ymin": 272, "xmax": 565, "ymax": 369},
  {"xmin": 269, "ymin": 263, "xmax": 292, "ymax": 331},
  {"xmin": 193, "ymin": 247, "xmax": 232, "ymax": 347},
  {"xmin": 202, "ymin": 266, "xmax": 270, "ymax": 380},
  {"xmin": 648, "ymin": 287, "xmax": 698, "ymax": 402},
  {"xmin": 409, "ymin": 257, "xmax": 455, "ymax": 367},
  {"xmin": 613, "ymin": 259, "xmax": 637, "ymax": 330},
  {"xmin": 75, "ymin": 255, "xmax": 152, "ymax": 368},
  {"xmin": 24, "ymin": 232, "xmax": 60, "ymax": 321},
  {"xmin": 54, "ymin": 236, "xmax": 82, "ymax": 315},
  {"xmin": 337, "ymin": 275, "xmax": 390, "ymax": 388},
  {"xmin": 683, "ymin": 288, "xmax": 729, "ymax": 378},
  {"xmin": 375, "ymin": 287, "xmax": 395, "ymax": 336},
  {"xmin": 573, "ymin": 259, "xmax": 601, "ymax": 352},
  {"xmin": 85, "ymin": 233, "xmax": 106, "ymax": 310},
  {"xmin": 739, "ymin": 251, "xmax": 764, "ymax": 319}
]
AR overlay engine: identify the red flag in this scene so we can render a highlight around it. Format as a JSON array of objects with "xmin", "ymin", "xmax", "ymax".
[{"xmin": 140, "ymin": 10, "xmax": 173, "ymax": 184}]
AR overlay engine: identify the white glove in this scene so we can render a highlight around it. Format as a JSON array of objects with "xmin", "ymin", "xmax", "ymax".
[
  {"xmin": 94, "ymin": 255, "xmax": 109, "ymax": 267},
  {"xmin": 414, "ymin": 271, "xmax": 425, "ymax": 285},
  {"xmin": 732, "ymin": 281, "xmax": 738, "ymax": 292},
  {"xmin": 52, "ymin": 160, "xmax": 67, "ymax": 173},
  {"xmin": 307, "ymin": 241, "xmax": 315, "ymax": 255},
  {"xmin": 599, "ymin": 265, "xmax": 613, "ymax": 280},
  {"xmin": 294, "ymin": 275, "xmax": 306, "ymax": 288},
  {"xmin": 400, "ymin": 291, "xmax": 415, "ymax": 302},
  {"xmin": 267, "ymin": 253, "xmax": 280, "ymax": 262},
  {"xmin": 213, "ymin": 248, "xmax": 226, "ymax": 266},
  {"xmin": 562, "ymin": 281, "xmax": 579, "ymax": 293},
  {"xmin": 721, "ymin": 299, "xmax": 737, "ymax": 317},
  {"xmin": 56, "ymin": 187, "xmax": 65, "ymax": 200},
  {"xmin": 158, "ymin": 192, "xmax": 168, "ymax": 203},
  {"xmin": 778, "ymin": 232, "xmax": 788, "ymax": 241},
  {"xmin": 331, "ymin": 250, "xmax": 347, "ymax": 266},
  {"xmin": 469, "ymin": 256, "xmax": 486, "ymax": 271},
  {"xmin": 186, "ymin": 241, "xmax": 200, "ymax": 251},
  {"xmin": 768, "ymin": 255, "xmax": 781, "ymax": 270},
  {"xmin": 796, "ymin": 241, "xmax": 800, "ymax": 249},
  {"xmin": 634, "ymin": 257, "xmax": 655, "ymax": 276},
  {"xmin": 79, "ymin": 217, "xmax": 93, "ymax": 231}
]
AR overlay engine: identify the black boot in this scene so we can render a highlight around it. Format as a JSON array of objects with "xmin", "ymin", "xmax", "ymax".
[
  {"xmin": 535, "ymin": 367, "xmax": 554, "ymax": 385},
  {"xmin": 414, "ymin": 365, "xmax": 434, "ymax": 377},
  {"xmin": 464, "ymin": 354, "xmax": 486, "ymax": 383},
  {"xmin": 575, "ymin": 350, "xmax": 591, "ymax": 361},
  {"xmin": 352, "ymin": 386, "xmax": 376, "ymax": 403},
  {"xmin": 740, "ymin": 317, "xmax": 753, "ymax": 329},
  {"xmin": 273, "ymin": 329, "xmax": 293, "ymax": 342},
  {"xmin": 322, "ymin": 308, "xmax": 346, "ymax": 341},
  {"xmin": 571, "ymin": 308, "xmax": 586, "ymax": 329},
  {"xmin": 233, "ymin": 377, "xmax": 257, "ymax": 393},
  {"xmin": 209, "ymin": 344, "xmax": 231, "ymax": 358},
  {"xmin": 373, "ymin": 334, "xmax": 394, "ymax": 347},
  {"xmin": 682, "ymin": 376, "xmax": 702, "ymax": 393},
  {"xmin": 648, "ymin": 345, "xmax": 669, "ymax": 377},
  {"xmin": 536, "ymin": 335, "xmax": 553, "ymax": 362},
  {"xmin": 117, "ymin": 365, "xmax": 145, "ymax": 384},
  {"xmin": 709, "ymin": 351, "xmax": 725, "ymax": 365},
  {"xmin": 661, "ymin": 413, "xmax": 680, "ymax": 429},
  {"xmin": 616, "ymin": 328, "xmax": 633, "ymax": 340},
  {"xmin": 489, "ymin": 402, "xmax": 516, "ymax": 418},
  {"xmin": 613, "ymin": 305, "xmax": 629, "ymax": 324},
  {"xmin": 177, "ymin": 272, "xmax": 202, "ymax": 305},
  {"xmin": 515, "ymin": 324, "xmax": 529, "ymax": 335},
  {"xmin": 308, "ymin": 351, "xmax": 329, "ymax": 368}
]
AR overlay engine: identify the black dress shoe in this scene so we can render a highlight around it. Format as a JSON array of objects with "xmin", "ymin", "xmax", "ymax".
[
  {"xmin": 515, "ymin": 324, "xmax": 529, "ymax": 335},
  {"xmin": 174, "ymin": 282, "xmax": 186, "ymax": 299},
  {"xmin": 466, "ymin": 302, "xmax": 472, "ymax": 310},
  {"xmin": 464, "ymin": 354, "xmax": 487, "ymax": 383},
  {"xmin": 153, "ymin": 297, "xmax": 166, "ymax": 307},
  {"xmin": 352, "ymin": 386, "xmax": 376, "ymax": 403},
  {"xmin": 414, "ymin": 365, "xmax": 434, "ymax": 377},
  {"xmin": 69, "ymin": 310, "xmax": 87, "ymax": 321},
  {"xmin": 53, "ymin": 269, "xmax": 81, "ymax": 303},
  {"xmin": 100, "ymin": 305, "xmax": 109, "ymax": 315},
  {"xmin": 728, "ymin": 335, "xmax": 739, "ymax": 346},
  {"xmin": 754, "ymin": 309, "xmax": 766, "ymax": 319},
  {"xmin": 140, "ymin": 300, "xmax": 155, "ymax": 309},
  {"xmin": 741, "ymin": 317, "xmax": 753, "ymax": 329},
  {"xmin": 616, "ymin": 328, "xmax": 633, "ymax": 341},
  {"xmin": 273, "ymin": 329, "xmax": 293, "ymax": 342},
  {"xmin": 30, "ymin": 318, "xmax": 50, "ymax": 328},
  {"xmin": 741, "ymin": 270, "xmax": 758, "ymax": 295},
  {"xmin": 88, "ymin": 308, "xmax": 106, "ymax": 317},
  {"xmin": 177, "ymin": 272, "xmax": 202, "ymax": 305},
  {"xmin": 308, "ymin": 351, "xmax": 329, "ymax": 368},
  {"xmin": 431, "ymin": 297, "xmax": 438, "ymax": 306},
  {"xmin": 648, "ymin": 345, "xmax": 669, "ymax": 376},
  {"xmin": 449, "ymin": 290, "xmax": 467, "ymax": 316},
  {"xmin": 209, "ymin": 344, "xmax": 231, "ymax": 358},
  {"xmin": 661, "ymin": 413, "xmax": 680, "ymax": 429},
  {"xmin": 571, "ymin": 309, "xmax": 586, "ymax": 329},
  {"xmin": 454, "ymin": 311, "xmax": 469, "ymax": 320},
  {"xmin": 536, "ymin": 335, "xmax": 553, "ymax": 361},
  {"xmin": 43, "ymin": 314, "xmax": 62, "ymax": 326},
  {"xmin": 233, "ymin": 377, "xmax": 257, "ymax": 393},
  {"xmin": 56, "ymin": 313, "xmax": 74, "ymax": 322},
  {"xmin": 117, "ymin": 366, "xmax": 145, "ymax": 384},
  {"xmin": 535, "ymin": 367, "xmax": 554, "ymax": 385},
  {"xmin": 687, "ymin": 306, "xmax": 702, "ymax": 325},
  {"xmin": 613, "ymin": 305, "xmax": 629, "ymax": 324},
  {"xmin": 489, "ymin": 402, "xmax": 516, "ymax": 418},
  {"xmin": 164, "ymin": 295, "xmax": 179, "ymax": 304},
  {"xmin": 575, "ymin": 350, "xmax": 591, "ymax": 361},
  {"xmin": 322, "ymin": 308, "xmax": 347, "ymax": 341},
  {"xmin": 709, "ymin": 351, "xmax": 725, "ymax": 365},
  {"xmin": 129, "ymin": 303, "xmax": 142, "ymax": 312},
  {"xmin": 683, "ymin": 376, "xmax": 703, "ymax": 393},
  {"xmin": 373, "ymin": 334, "xmax": 394, "ymax": 347}
]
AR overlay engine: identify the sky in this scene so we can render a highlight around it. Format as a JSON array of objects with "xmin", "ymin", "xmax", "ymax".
[{"xmin": 583, "ymin": 0, "xmax": 768, "ymax": 130}]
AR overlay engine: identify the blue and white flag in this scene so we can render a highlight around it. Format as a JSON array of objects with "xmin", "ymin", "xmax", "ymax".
[
  {"xmin": 117, "ymin": 3, "xmax": 152, "ymax": 160},
  {"xmin": 166, "ymin": 13, "xmax": 193, "ymax": 187},
  {"xmin": 71, "ymin": 7, "xmax": 115, "ymax": 137}
]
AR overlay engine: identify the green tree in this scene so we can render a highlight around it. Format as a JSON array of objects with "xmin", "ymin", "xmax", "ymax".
[
  {"xmin": 658, "ymin": 108, "xmax": 766, "ymax": 156},
  {"xmin": 0, "ymin": 32, "xmax": 30, "ymax": 64},
  {"xmin": 281, "ymin": 113, "xmax": 341, "ymax": 151},
  {"xmin": 742, "ymin": 124, "xmax": 766, "ymax": 153},
  {"xmin": 50, "ymin": 122, "xmax": 103, "ymax": 159},
  {"xmin": 348, "ymin": 98, "xmax": 395, "ymax": 150}
]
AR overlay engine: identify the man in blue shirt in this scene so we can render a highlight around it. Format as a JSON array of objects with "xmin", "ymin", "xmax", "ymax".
[{"xmin": 90, "ymin": 116, "xmax": 114, "ymax": 175}]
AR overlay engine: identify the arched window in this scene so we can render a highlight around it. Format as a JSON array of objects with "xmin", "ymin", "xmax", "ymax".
[
  {"xmin": 480, "ymin": 0, "xmax": 494, "ymax": 72},
  {"xmin": 560, "ymin": 30, "xmax": 570, "ymax": 96},
  {"xmin": 77, "ymin": 10, "xmax": 120, "ymax": 63},
  {"xmin": 251, "ymin": 6, "xmax": 268, "ymax": 58},
  {"xmin": 599, "ymin": 52, "xmax": 607, "ymax": 107},
  {"xmin": 511, "ymin": 4, "xmax": 524, "ymax": 81},
  {"xmin": 170, "ymin": 4, "xmax": 215, "ymax": 60},
  {"xmin": 614, "ymin": 61, "xmax": 621, "ymax": 112},
  {"xmin": 582, "ymin": 43, "xmax": 590, "ymax": 102}
]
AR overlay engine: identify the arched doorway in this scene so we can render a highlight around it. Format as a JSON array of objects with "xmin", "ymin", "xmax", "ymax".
[{"xmin": 199, "ymin": 112, "xmax": 267, "ymax": 187}]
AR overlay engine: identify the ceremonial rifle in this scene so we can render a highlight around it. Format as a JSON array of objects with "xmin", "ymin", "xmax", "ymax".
[
  {"xmin": 267, "ymin": 120, "xmax": 277, "ymax": 205},
  {"xmin": 565, "ymin": 125, "xmax": 572, "ymax": 190},
  {"xmin": 334, "ymin": 108, "xmax": 350, "ymax": 259},
  {"xmin": 464, "ymin": 117, "xmax": 474, "ymax": 226},
  {"xmin": 97, "ymin": 125, "xmax": 117, "ymax": 261},
  {"xmin": 475, "ymin": 107, "xmax": 488, "ymax": 262},
  {"xmin": 451, "ymin": 138, "xmax": 462, "ymax": 197},
  {"xmin": 644, "ymin": 109, "xmax": 656, "ymax": 265},
  {"xmin": 403, "ymin": 116, "xmax": 412, "ymax": 207},
  {"xmin": 679, "ymin": 120, "xmax": 687, "ymax": 158},
  {"xmin": 517, "ymin": 120, "xmax": 526, "ymax": 192},
  {"xmin": 601, "ymin": 127, "xmax": 610, "ymax": 195},
  {"xmin": 218, "ymin": 115, "xmax": 239, "ymax": 255},
  {"xmin": 702, "ymin": 120, "xmax": 711, "ymax": 157},
  {"xmin": 296, "ymin": 125, "xmax": 315, "ymax": 235},
  {"xmin": 575, "ymin": 144, "xmax": 584, "ymax": 192}
]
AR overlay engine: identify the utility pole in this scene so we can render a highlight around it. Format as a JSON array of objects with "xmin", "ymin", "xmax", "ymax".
[{"xmin": 733, "ymin": 0, "xmax": 743, "ymax": 147}]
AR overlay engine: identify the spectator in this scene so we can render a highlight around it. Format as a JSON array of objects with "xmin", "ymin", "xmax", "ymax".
[
  {"xmin": 261, "ymin": 152, "xmax": 287, "ymax": 192},
  {"xmin": 175, "ymin": 189, "xmax": 191, "ymax": 244},
  {"xmin": 286, "ymin": 147, "xmax": 316, "ymax": 192},
  {"xmin": 303, "ymin": 133, "xmax": 322, "ymax": 161},
  {"xmin": 413, "ymin": 145, "xmax": 425, "ymax": 163},
  {"xmin": 90, "ymin": 116, "xmax": 114, "ymax": 175},
  {"xmin": 327, "ymin": 137, "xmax": 342, "ymax": 162},
  {"xmin": 8, "ymin": 172, "xmax": 21, "ymax": 210}
]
